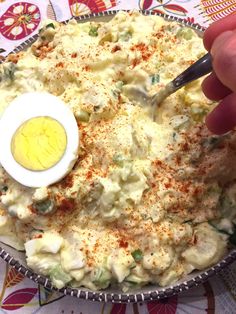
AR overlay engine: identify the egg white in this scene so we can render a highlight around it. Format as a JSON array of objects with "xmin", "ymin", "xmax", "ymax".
[{"xmin": 0, "ymin": 92, "xmax": 79, "ymax": 187}]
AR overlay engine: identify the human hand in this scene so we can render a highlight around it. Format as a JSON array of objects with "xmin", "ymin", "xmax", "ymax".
[{"xmin": 202, "ymin": 14, "xmax": 236, "ymax": 135}]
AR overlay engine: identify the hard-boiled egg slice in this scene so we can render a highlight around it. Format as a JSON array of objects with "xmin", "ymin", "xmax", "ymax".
[{"xmin": 0, "ymin": 92, "xmax": 79, "ymax": 187}]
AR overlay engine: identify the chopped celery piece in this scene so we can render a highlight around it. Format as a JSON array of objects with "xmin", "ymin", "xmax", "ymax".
[
  {"xmin": 46, "ymin": 23, "xmax": 55, "ymax": 29},
  {"xmin": 3, "ymin": 62, "xmax": 16, "ymax": 81},
  {"xmin": 172, "ymin": 132, "xmax": 177, "ymax": 141},
  {"xmin": 183, "ymin": 219, "xmax": 193, "ymax": 224},
  {"xmin": 130, "ymin": 263, "xmax": 136, "ymax": 269},
  {"xmin": 208, "ymin": 221, "xmax": 230, "ymax": 235},
  {"xmin": 207, "ymin": 183, "xmax": 221, "ymax": 195},
  {"xmin": 220, "ymin": 195, "xmax": 234, "ymax": 210},
  {"xmin": 191, "ymin": 107, "xmax": 208, "ymax": 122},
  {"xmin": 150, "ymin": 74, "xmax": 160, "ymax": 85},
  {"xmin": 131, "ymin": 249, "xmax": 143, "ymax": 262},
  {"xmin": 125, "ymin": 280, "xmax": 138, "ymax": 287},
  {"xmin": 8, "ymin": 207, "xmax": 18, "ymax": 217},
  {"xmin": 176, "ymin": 28, "xmax": 194, "ymax": 40},
  {"xmin": 112, "ymin": 81, "xmax": 125, "ymax": 97},
  {"xmin": 89, "ymin": 26, "xmax": 98, "ymax": 37},
  {"xmin": 170, "ymin": 115, "xmax": 189, "ymax": 130},
  {"xmin": 229, "ymin": 228, "xmax": 236, "ymax": 245},
  {"xmin": 111, "ymin": 89, "xmax": 119, "ymax": 98},
  {"xmin": 201, "ymin": 136, "xmax": 222, "ymax": 151},
  {"xmin": 113, "ymin": 154, "xmax": 125, "ymax": 167},
  {"xmin": 2, "ymin": 186, "xmax": 8, "ymax": 192},
  {"xmin": 125, "ymin": 274, "xmax": 144, "ymax": 285},
  {"xmin": 34, "ymin": 199, "xmax": 54, "ymax": 215},
  {"xmin": 165, "ymin": 25, "xmax": 172, "ymax": 32},
  {"xmin": 49, "ymin": 265, "xmax": 71, "ymax": 285},
  {"xmin": 116, "ymin": 81, "xmax": 124, "ymax": 89},
  {"xmin": 119, "ymin": 31, "xmax": 132, "ymax": 41},
  {"xmin": 91, "ymin": 267, "xmax": 111, "ymax": 289}
]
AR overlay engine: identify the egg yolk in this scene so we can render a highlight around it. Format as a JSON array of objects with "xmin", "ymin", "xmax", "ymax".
[{"xmin": 11, "ymin": 116, "xmax": 67, "ymax": 171}]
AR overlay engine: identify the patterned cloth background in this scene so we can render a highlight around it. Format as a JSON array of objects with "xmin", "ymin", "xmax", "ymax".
[
  {"xmin": 0, "ymin": 0, "xmax": 236, "ymax": 56},
  {"xmin": 0, "ymin": 0, "xmax": 236, "ymax": 313}
]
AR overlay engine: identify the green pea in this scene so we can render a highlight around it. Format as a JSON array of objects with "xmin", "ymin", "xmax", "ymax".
[
  {"xmin": 77, "ymin": 110, "xmax": 90, "ymax": 122},
  {"xmin": 131, "ymin": 249, "xmax": 143, "ymax": 262}
]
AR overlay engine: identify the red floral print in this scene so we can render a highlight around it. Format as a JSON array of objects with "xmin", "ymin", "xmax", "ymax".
[
  {"xmin": 68, "ymin": 0, "xmax": 117, "ymax": 17},
  {"xmin": 0, "ymin": 2, "xmax": 41, "ymax": 40}
]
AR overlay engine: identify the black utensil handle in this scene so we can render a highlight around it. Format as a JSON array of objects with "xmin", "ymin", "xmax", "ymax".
[{"xmin": 172, "ymin": 52, "xmax": 212, "ymax": 90}]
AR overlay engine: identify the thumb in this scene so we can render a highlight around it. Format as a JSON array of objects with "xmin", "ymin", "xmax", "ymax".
[{"xmin": 211, "ymin": 30, "xmax": 236, "ymax": 93}]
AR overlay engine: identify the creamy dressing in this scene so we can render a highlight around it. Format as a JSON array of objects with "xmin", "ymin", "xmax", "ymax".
[{"xmin": 0, "ymin": 12, "xmax": 233, "ymax": 292}]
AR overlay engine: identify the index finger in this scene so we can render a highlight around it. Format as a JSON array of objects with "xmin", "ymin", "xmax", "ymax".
[{"xmin": 203, "ymin": 14, "xmax": 236, "ymax": 51}]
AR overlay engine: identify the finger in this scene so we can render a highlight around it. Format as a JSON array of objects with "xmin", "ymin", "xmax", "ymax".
[
  {"xmin": 203, "ymin": 14, "xmax": 236, "ymax": 51},
  {"xmin": 201, "ymin": 72, "xmax": 231, "ymax": 101},
  {"xmin": 210, "ymin": 30, "xmax": 234, "ymax": 56},
  {"xmin": 206, "ymin": 93, "xmax": 236, "ymax": 135},
  {"xmin": 211, "ymin": 30, "xmax": 236, "ymax": 93}
]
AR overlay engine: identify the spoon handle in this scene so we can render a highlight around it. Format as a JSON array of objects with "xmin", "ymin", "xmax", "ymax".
[{"xmin": 171, "ymin": 52, "xmax": 212, "ymax": 90}]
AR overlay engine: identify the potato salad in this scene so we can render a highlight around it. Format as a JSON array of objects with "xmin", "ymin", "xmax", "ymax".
[{"xmin": 0, "ymin": 11, "xmax": 236, "ymax": 291}]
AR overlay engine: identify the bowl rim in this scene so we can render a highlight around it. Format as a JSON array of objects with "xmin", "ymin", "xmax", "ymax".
[
  {"xmin": 0, "ymin": 245, "xmax": 236, "ymax": 303},
  {"xmin": 1, "ymin": 9, "xmax": 236, "ymax": 303}
]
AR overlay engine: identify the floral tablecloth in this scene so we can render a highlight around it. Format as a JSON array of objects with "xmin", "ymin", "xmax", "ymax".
[{"xmin": 0, "ymin": 0, "xmax": 236, "ymax": 313}]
